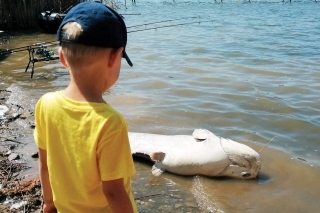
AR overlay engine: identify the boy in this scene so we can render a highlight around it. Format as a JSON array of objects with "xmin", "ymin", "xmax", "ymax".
[{"xmin": 34, "ymin": 2, "xmax": 137, "ymax": 213}]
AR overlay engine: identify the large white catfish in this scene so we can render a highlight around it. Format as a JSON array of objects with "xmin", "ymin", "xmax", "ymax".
[{"xmin": 129, "ymin": 129, "xmax": 261, "ymax": 179}]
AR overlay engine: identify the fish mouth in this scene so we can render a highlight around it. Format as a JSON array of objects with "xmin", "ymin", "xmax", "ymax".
[
  {"xmin": 217, "ymin": 158, "xmax": 261, "ymax": 179},
  {"xmin": 242, "ymin": 160, "xmax": 261, "ymax": 178},
  {"xmin": 241, "ymin": 172, "xmax": 251, "ymax": 178}
]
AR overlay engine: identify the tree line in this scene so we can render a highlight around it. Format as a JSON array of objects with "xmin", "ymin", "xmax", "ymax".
[{"xmin": 0, "ymin": 0, "xmax": 120, "ymax": 30}]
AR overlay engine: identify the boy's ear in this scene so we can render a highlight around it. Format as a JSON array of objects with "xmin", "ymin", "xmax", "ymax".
[
  {"xmin": 108, "ymin": 47, "xmax": 124, "ymax": 67},
  {"xmin": 58, "ymin": 47, "xmax": 69, "ymax": 68}
]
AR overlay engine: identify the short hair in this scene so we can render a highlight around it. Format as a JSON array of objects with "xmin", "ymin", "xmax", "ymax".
[{"xmin": 60, "ymin": 22, "xmax": 105, "ymax": 59}]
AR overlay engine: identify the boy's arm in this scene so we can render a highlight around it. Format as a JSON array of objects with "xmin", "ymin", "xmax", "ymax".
[
  {"xmin": 38, "ymin": 148, "xmax": 57, "ymax": 213},
  {"xmin": 102, "ymin": 178, "xmax": 134, "ymax": 213}
]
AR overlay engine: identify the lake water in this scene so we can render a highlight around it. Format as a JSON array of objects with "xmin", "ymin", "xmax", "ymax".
[{"xmin": 1, "ymin": 0, "xmax": 319, "ymax": 212}]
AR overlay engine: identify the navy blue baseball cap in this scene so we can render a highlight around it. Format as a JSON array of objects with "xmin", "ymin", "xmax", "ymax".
[{"xmin": 57, "ymin": 1, "xmax": 132, "ymax": 67}]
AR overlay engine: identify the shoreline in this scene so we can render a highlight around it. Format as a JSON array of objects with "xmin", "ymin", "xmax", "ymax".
[{"xmin": 0, "ymin": 88, "xmax": 42, "ymax": 212}]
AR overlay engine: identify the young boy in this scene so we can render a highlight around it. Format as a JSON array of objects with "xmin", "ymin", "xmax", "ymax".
[{"xmin": 34, "ymin": 2, "xmax": 137, "ymax": 213}]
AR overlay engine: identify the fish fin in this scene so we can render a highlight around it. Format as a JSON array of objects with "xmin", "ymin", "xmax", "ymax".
[
  {"xmin": 192, "ymin": 129, "xmax": 213, "ymax": 142},
  {"xmin": 151, "ymin": 162, "xmax": 165, "ymax": 176},
  {"xmin": 150, "ymin": 152, "xmax": 166, "ymax": 176},
  {"xmin": 151, "ymin": 152, "xmax": 166, "ymax": 162}
]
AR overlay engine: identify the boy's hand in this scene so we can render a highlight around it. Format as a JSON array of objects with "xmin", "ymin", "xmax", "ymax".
[{"xmin": 43, "ymin": 202, "xmax": 57, "ymax": 213}]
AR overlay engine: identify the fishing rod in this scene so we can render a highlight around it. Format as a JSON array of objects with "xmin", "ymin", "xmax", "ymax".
[
  {"xmin": 0, "ymin": 19, "xmax": 210, "ymax": 78},
  {"xmin": 0, "ymin": 41, "xmax": 59, "ymax": 78},
  {"xmin": 0, "ymin": 41, "xmax": 58, "ymax": 55},
  {"xmin": 0, "ymin": 17, "xmax": 200, "ymax": 56},
  {"xmin": 25, "ymin": 45, "xmax": 59, "ymax": 78}
]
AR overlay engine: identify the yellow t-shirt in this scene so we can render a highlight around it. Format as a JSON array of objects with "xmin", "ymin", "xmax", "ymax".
[{"xmin": 34, "ymin": 91, "xmax": 137, "ymax": 213}]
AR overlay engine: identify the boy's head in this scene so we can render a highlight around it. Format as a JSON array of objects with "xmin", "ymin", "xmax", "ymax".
[{"xmin": 57, "ymin": 1, "xmax": 132, "ymax": 67}]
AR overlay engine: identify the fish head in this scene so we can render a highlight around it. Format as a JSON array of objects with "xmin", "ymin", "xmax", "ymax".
[
  {"xmin": 219, "ymin": 159, "xmax": 261, "ymax": 179},
  {"xmin": 219, "ymin": 138, "xmax": 262, "ymax": 179}
]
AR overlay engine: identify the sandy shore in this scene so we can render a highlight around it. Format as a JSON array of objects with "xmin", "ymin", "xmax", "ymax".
[{"xmin": 0, "ymin": 88, "xmax": 42, "ymax": 212}]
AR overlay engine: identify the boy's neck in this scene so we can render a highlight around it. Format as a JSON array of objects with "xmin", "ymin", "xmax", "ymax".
[{"xmin": 63, "ymin": 81, "xmax": 106, "ymax": 103}]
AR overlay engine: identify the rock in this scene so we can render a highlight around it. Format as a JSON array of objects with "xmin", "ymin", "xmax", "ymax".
[
  {"xmin": 7, "ymin": 112, "xmax": 21, "ymax": 121},
  {"xmin": 0, "ymin": 105, "xmax": 9, "ymax": 119},
  {"xmin": 175, "ymin": 204, "xmax": 183, "ymax": 208},
  {"xmin": 10, "ymin": 200, "xmax": 27, "ymax": 210},
  {"xmin": 20, "ymin": 111, "xmax": 32, "ymax": 119},
  {"xmin": 8, "ymin": 153, "xmax": 20, "ymax": 161},
  {"xmin": 31, "ymin": 152, "xmax": 39, "ymax": 158},
  {"xmin": 29, "ymin": 121, "xmax": 35, "ymax": 128},
  {"xmin": 3, "ymin": 136, "xmax": 16, "ymax": 141},
  {"xmin": 0, "ymin": 147, "xmax": 8, "ymax": 154},
  {"xmin": 0, "ymin": 93, "xmax": 6, "ymax": 100},
  {"xmin": 5, "ymin": 150, "xmax": 12, "ymax": 156},
  {"xmin": 186, "ymin": 201, "xmax": 198, "ymax": 208}
]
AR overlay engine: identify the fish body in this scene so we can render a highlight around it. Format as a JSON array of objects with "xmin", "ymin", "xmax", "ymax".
[{"xmin": 129, "ymin": 129, "xmax": 261, "ymax": 179}]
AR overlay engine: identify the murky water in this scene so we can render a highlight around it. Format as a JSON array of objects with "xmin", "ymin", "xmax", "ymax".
[{"xmin": 1, "ymin": 0, "xmax": 320, "ymax": 212}]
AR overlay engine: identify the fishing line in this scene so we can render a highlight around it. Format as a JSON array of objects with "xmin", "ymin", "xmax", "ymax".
[
  {"xmin": 0, "ymin": 19, "xmax": 208, "ymax": 55},
  {"xmin": 258, "ymin": 136, "xmax": 277, "ymax": 153},
  {"xmin": 128, "ymin": 20, "xmax": 210, "ymax": 33},
  {"xmin": 121, "ymin": 13, "xmax": 142, "ymax": 16},
  {"xmin": 0, "ymin": 17, "xmax": 210, "ymax": 78},
  {"xmin": 127, "ymin": 16, "xmax": 198, "ymax": 28}
]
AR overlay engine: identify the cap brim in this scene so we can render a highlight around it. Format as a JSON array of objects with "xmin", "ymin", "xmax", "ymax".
[{"xmin": 123, "ymin": 51, "xmax": 133, "ymax": 67}]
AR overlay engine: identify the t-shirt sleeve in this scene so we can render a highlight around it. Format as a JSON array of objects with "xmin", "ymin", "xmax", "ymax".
[
  {"xmin": 97, "ymin": 116, "xmax": 135, "ymax": 181},
  {"xmin": 34, "ymin": 97, "xmax": 46, "ymax": 150}
]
